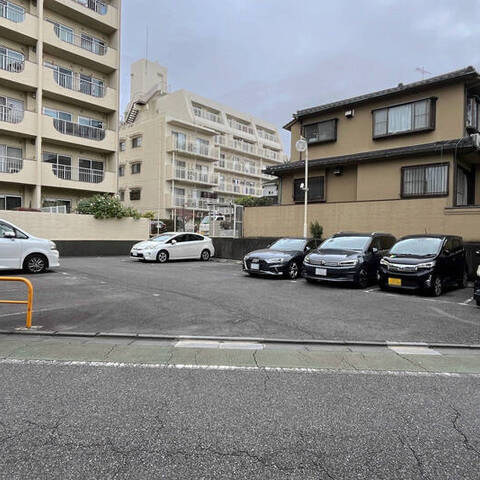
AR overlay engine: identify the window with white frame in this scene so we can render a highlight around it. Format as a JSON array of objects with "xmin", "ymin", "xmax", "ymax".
[{"xmin": 401, "ymin": 163, "xmax": 448, "ymax": 198}]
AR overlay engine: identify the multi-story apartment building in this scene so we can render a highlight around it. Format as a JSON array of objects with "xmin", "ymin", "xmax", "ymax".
[
  {"xmin": 244, "ymin": 66, "xmax": 480, "ymax": 247},
  {"xmin": 119, "ymin": 59, "xmax": 286, "ymax": 225},
  {"xmin": 0, "ymin": 0, "xmax": 120, "ymax": 213}
]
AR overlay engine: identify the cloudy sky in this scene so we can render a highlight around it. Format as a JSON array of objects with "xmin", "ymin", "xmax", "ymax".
[{"xmin": 121, "ymin": 0, "xmax": 480, "ymax": 153}]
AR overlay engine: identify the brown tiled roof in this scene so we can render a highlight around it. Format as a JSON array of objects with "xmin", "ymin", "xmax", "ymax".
[
  {"xmin": 264, "ymin": 137, "xmax": 476, "ymax": 176},
  {"xmin": 284, "ymin": 66, "xmax": 479, "ymax": 130}
]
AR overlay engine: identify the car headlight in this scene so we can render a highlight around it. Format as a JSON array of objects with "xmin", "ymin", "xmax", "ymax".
[
  {"xmin": 266, "ymin": 257, "xmax": 286, "ymax": 264},
  {"xmin": 49, "ymin": 241, "xmax": 56, "ymax": 250},
  {"xmin": 144, "ymin": 247, "xmax": 156, "ymax": 253},
  {"xmin": 417, "ymin": 261, "xmax": 436, "ymax": 269},
  {"xmin": 339, "ymin": 258, "xmax": 359, "ymax": 266},
  {"xmin": 380, "ymin": 258, "xmax": 390, "ymax": 266},
  {"xmin": 477, "ymin": 265, "xmax": 480, "ymax": 277},
  {"xmin": 304, "ymin": 255, "xmax": 311, "ymax": 263}
]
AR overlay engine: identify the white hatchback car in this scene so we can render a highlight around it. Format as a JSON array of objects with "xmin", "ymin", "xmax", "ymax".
[
  {"xmin": 0, "ymin": 219, "xmax": 60, "ymax": 273},
  {"xmin": 130, "ymin": 232, "xmax": 215, "ymax": 263}
]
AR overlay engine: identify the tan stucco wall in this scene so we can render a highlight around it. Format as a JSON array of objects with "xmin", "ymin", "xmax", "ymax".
[
  {"xmin": 244, "ymin": 198, "xmax": 480, "ymax": 242},
  {"xmin": 1, "ymin": 211, "xmax": 149, "ymax": 240},
  {"xmin": 289, "ymin": 83, "xmax": 465, "ymax": 162}
]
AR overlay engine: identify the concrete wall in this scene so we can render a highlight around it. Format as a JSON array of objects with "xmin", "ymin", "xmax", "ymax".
[
  {"xmin": 1, "ymin": 211, "xmax": 149, "ymax": 240},
  {"xmin": 243, "ymin": 198, "xmax": 480, "ymax": 242},
  {"xmin": 212, "ymin": 237, "xmax": 278, "ymax": 261}
]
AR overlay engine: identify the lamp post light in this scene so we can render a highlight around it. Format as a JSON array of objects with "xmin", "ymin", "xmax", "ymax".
[{"xmin": 295, "ymin": 137, "xmax": 309, "ymax": 238}]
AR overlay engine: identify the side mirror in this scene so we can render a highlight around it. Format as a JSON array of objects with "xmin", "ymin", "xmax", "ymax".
[
  {"xmin": 443, "ymin": 249, "xmax": 450, "ymax": 256},
  {"xmin": 3, "ymin": 230, "xmax": 15, "ymax": 239},
  {"xmin": 372, "ymin": 247, "xmax": 378, "ymax": 254}
]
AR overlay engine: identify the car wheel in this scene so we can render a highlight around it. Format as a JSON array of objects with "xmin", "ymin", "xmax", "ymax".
[
  {"xmin": 23, "ymin": 254, "xmax": 48, "ymax": 274},
  {"xmin": 458, "ymin": 271, "xmax": 468, "ymax": 289},
  {"xmin": 429, "ymin": 275, "xmax": 443, "ymax": 297},
  {"xmin": 357, "ymin": 269, "xmax": 369, "ymax": 288},
  {"xmin": 379, "ymin": 282, "xmax": 388, "ymax": 291},
  {"xmin": 286, "ymin": 261, "xmax": 299, "ymax": 280},
  {"xmin": 200, "ymin": 249, "xmax": 211, "ymax": 261},
  {"xmin": 156, "ymin": 250, "xmax": 169, "ymax": 263}
]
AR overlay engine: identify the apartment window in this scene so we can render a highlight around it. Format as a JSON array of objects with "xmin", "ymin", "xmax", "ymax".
[
  {"xmin": 129, "ymin": 189, "xmax": 141, "ymax": 201},
  {"xmin": 119, "ymin": 190, "xmax": 125, "ymax": 201},
  {"xmin": 118, "ymin": 165, "xmax": 125, "ymax": 177},
  {"xmin": 0, "ymin": 194, "xmax": 21, "ymax": 210},
  {"xmin": 52, "ymin": 22, "xmax": 74, "ymax": 44},
  {"xmin": 303, "ymin": 119, "xmax": 337, "ymax": 144},
  {"xmin": 293, "ymin": 176, "xmax": 325, "ymax": 203},
  {"xmin": 131, "ymin": 136, "xmax": 142, "ymax": 148},
  {"xmin": 79, "ymin": 158, "xmax": 103, "ymax": 183},
  {"xmin": 80, "ymin": 33, "xmax": 106, "ymax": 55},
  {"xmin": 43, "ymin": 152, "xmax": 72, "ymax": 180},
  {"xmin": 79, "ymin": 116, "xmax": 104, "ymax": 129},
  {"xmin": 119, "ymin": 140, "xmax": 126, "ymax": 152},
  {"xmin": 373, "ymin": 98, "xmax": 435, "ymax": 138},
  {"xmin": 43, "ymin": 107, "xmax": 72, "ymax": 122},
  {"xmin": 0, "ymin": 1, "xmax": 25, "ymax": 22},
  {"xmin": 0, "ymin": 145, "xmax": 22, "ymax": 172},
  {"xmin": 401, "ymin": 163, "xmax": 448, "ymax": 198},
  {"xmin": 79, "ymin": 74, "xmax": 104, "ymax": 97},
  {"xmin": 0, "ymin": 95, "xmax": 23, "ymax": 123},
  {"xmin": 0, "ymin": 46, "xmax": 24, "ymax": 72},
  {"xmin": 131, "ymin": 162, "xmax": 141, "ymax": 174}
]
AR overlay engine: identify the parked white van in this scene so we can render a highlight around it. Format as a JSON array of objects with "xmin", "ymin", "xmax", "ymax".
[{"xmin": 0, "ymin": 219, "xmax": 60, "ymax": 273}]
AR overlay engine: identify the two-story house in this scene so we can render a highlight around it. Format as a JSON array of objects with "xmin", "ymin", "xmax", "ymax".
[{"xmin": 244, "ymin": 66, "xmax": 480, "ymax": 244}]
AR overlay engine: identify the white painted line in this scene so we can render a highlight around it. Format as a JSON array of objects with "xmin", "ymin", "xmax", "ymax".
[
  {"xmin": 429, "ymin": 306, "xmax": 480, "ymax": 327},
  {"xmin": 459, "ymin": 297, "xmax": 474, "ymax": 306},
  {"xmin": 175, "ymin": 340, "xmax": 221, "ymax": 349},
  {"xmin": 219, "ymin": 342, "xmax": 264, "ymax": 350},
  {"xmin": 152, "ymin": 294, "xmax": 160, "ymax": 297},
  {"xmin": 389, "ymin": 346, "xmax": 441, "ymax": 356},
  {"xmin": 364, "ymin": 288, "xmax": 379, "ymax": 293},
  {"xmin": 1, "ymin": 358, "xmax": 478, "ymax": 378}
]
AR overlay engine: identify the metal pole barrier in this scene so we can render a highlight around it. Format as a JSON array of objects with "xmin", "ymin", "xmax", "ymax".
[{"xmin": 0, "ymin": 277, "xmax": 34, "ymax": 328}]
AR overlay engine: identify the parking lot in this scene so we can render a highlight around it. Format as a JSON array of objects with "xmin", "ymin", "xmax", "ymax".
[{"xmin": 0, "ymin": 256, "xmax": 479, "ymax": 344}]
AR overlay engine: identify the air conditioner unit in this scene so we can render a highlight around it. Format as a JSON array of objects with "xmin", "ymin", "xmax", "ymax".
[{"xmin": 345, "ymin": 109, "xmax": 354, "ymax": 118}]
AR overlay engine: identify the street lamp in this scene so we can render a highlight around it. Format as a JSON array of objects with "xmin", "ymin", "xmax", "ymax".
[{"xmin": 295, "ymin": 137, "xmax": 309, "ymax": 238}]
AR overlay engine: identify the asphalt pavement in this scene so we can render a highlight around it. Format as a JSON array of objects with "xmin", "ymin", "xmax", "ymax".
[{"xmin": 0, "ymin": 256, "xmax": 479, "ymax": 344}]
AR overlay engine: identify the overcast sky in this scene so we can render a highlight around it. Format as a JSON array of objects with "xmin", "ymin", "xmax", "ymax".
[{"xmin": 120, "ymin": 0, "xmax": 480, "ymax": 153}]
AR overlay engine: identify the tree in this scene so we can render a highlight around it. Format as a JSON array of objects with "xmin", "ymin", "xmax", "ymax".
[
  {"xmin": 234, "ymin": 196, "xmax": 274, "ymax": 207},
  {"xmin": 310, "ymin": 220, "xmax": 323, "ymax": 239},
  {"xmin": 77, "ymin": 194, "xmax": 141, "ymax": 219}
]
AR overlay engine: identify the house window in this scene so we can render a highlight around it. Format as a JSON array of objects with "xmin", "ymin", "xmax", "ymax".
[
  {"xmin": 119, "ymin": 140, "xmax": 126, "ymax": 151},
  {"xmin": 401, "ymin": 163, "xmax": 448, "ymax": 198},
  {"xmin": 0, "ymin": 194, "xmax": 21, "ymax": 210},
  {"xmin": 293, "ymin": 176, "xmax": 325, "ymax": 202},
  {"xmin": 131, "ymin": 136, "xmax": 142, "ymax": 148},
  {"xmin": 131, "ymin": 162, "xmax": 141, "ymax": 174},
  {"xmin": 303, "ymin": 119, "xmax": 337, "ymax": 144},
  {"xmin": 130, "ymin": 189, "xmax": 141, "ymax": 201},
  {"xmin": 119, "ymin": 190, "xmax": 125, "ymax": 201},
  {"xmin": 373, "ymin": 98, "xmax": 435, "ymax": 138},
  {"xmin": 118, "ymin": 165, "xmax": 125, "ymax": 177}
]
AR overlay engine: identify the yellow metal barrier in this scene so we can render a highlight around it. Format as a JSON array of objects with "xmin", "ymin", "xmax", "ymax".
[{"xmin": 0, "ymin": 277, "xmax": 34, "ymax": 328}]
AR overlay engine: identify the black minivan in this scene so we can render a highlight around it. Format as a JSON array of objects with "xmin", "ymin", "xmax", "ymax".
[{"xmin": 378, "ymin": 234, "xmax": 467, "ymax": 296}]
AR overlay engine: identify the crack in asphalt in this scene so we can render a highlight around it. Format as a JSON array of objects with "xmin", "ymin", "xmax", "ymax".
[
  {"xmin": 450, "ymin": 405, "xmax": 480, "ymax": 457},
  {"xmin": 398, "ymin": 434, "xmax": 426, "ymax": 479},
  {"xmin": 252, "ymin": 350, "xmax": 270, "ymax": 394}
]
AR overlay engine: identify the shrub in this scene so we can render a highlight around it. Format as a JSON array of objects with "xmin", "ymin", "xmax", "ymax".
[
  {"xmin": 310, "ymin": 220, "xmax": 323, "ymax": 239},
  {"xmin": 76, "ymin": 194, "xmax": 141, "ymax": 219},
  {"xmin": 234, "ymin": 196, "xmax": 274, "ymax": 207}
]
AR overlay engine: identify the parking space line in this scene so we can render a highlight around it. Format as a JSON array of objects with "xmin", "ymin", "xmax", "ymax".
[
  {"xmin": 429, "ymin": 306, "xmax": 480, "ymax": 327},
  {"xmin": 459, "ymin": 297, "xmax": 474, "ymax": 306}
]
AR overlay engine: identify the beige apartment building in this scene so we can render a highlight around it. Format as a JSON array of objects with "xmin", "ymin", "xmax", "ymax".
[
  {"xmin": 0, "ymin": 0, "xmax": 120, "ymax": 213},
  {"xmin": 119, "ymin": 59, "xmax": 286, "ymax": 225},
  {"xmin": 245, "ymin": 66, "xmax": 480, "ymax": 243}
]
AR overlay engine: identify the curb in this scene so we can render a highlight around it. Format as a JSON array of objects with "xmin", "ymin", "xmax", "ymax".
[{"xmin": 0, "ymin": 329, "xmax": 479, "ymax": 350}]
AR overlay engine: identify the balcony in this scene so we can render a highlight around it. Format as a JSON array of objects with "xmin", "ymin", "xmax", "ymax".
[
  {"xmin": 0, "ymin": 157, "xmax": 36, "ymax": 185},
  {"xmin": 228, "ymin": 118, "xmax": 255, "ymax": 136},
  {"xmin": 172, "ymin": 195, "xmax": 216, "ymax": 211},
  {"xmin": 193, "ymin": 106, "xmax": 223, "ymax": 124},
  {"xmin": 258, "ymin": 130, "xmax": 279, "ymax": 144},
  {"xmin": 215, "ymin": 159, "xmax": 260, "ymax": 177},
  {"xmin": 0, "ymin": 56, "xmax": 38, "ymax": 90},
  {"xmin": 166, "ymin": 165, "xmax": 218, "ymax": 186},
  {"xmin": 44, "ymin": 0, "xmax": 119, "ymax": 33},
  {"xmin": 43, "ymin": 20, "xmax": 118, "ymax": 73},
  {"xmin": 166, "ymin": 136, "xmax": 220, "ymax": 161},
  {"xmin": 43, "ymin": 68, "xmax": 116, "ymax": 112},
  {"xmin": 42, "ymin": 115, "xmax": 116, "ymax": 152},
  {"xmin": 227, "ymin": 138, "xmax": 258, "ymax": 156},
  {"xmin": 0, "ymin": 6, "xmax": 37, "ymax": 43},
  {"xmin": 42, "ymin": 162, "xmax": 116, "ymax": 192},
  {"xmin": 0, "ymin": 107, "xmax": 36, "ymax": 137},
  {"xmin": 217, "ymin": 183, "xmax": 262, "ymax": 197}
]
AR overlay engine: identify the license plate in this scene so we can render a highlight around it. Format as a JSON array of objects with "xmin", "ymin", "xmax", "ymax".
[
  {"xmin": 315, "ymin": 268, "xmax": 327, "ymax": 276},
  {"xmin": 250, "ymin": 263, "xmax": 260, "ymax": 270},
  {"xmin": 132, "ymin": 252, "xmax": 139, "ymax": 257},
  {"xmin": 388, "ymin": 277, "xmax": 402, "ymax": 286}
]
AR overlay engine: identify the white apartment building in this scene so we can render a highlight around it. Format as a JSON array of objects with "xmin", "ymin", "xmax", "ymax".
[
  {"xmin": 0, "ymin": 0, "xmax": 121, "ymax": 213},
  {"xmin": 119, "ymin": 59, "xmax": 286, "ymax": 224}
]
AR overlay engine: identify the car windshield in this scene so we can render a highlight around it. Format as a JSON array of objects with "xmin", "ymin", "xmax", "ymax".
[
  {"xmin": 390, "ymin": 237, "xmax": 443, "ymax": 256},
  {"xmin": 201, "ymin": 217, "xmax": 210, "ymax": 224},
  {"xmin": 270, "ymin": 238, "xmax": 306, "ymax": 251},
  {"xmin": 150, "ymin": 234, "xmax": 175, "ymax": 243},
  {"xmin": 320, "ymin": 236, "xmax": 370, "ymax": 251}
]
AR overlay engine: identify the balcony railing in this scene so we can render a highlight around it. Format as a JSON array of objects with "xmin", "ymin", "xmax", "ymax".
[
  {"xmin": 258, "ymin": 130, "xmax": 278, "ymax": 143},
  {"xmin": 53, "ymin": 24, "xmax": 107, "ymax": 56},
  {"xmin": 217, "ymin": 183, "xmax": 261, "ymax": 196},
  {"xmin": 228, "ymin": 119, "xmax": 255, "ymax": 135},
  {"xmin": 48, "ymin": 163, "xmax": 105, "ymax": 183},
  {"xmin": 173, "ymin": 140, "xmax": 219, "ymax": 159},
  {"xmin": 52, "ymin": 70, "xmax": 105, "ymax": 97},
  {"xmin": 52, "ymin": 118, "xmax": 106, "ymax": 141},
  {"xmin": 229, "ymin": 139, "xmax": 257, "ymax": 155},
  {"xmin": 0, "ymin": 156, "xmax": 22, "ymax": 173},
  {"xmin": 0, "ymin": 53, "xmax": 24, "ymax": 73},
  {"xmin": 215, "ymin": 159, "xmax": 259, "ymax": 176},
  {"xmin": 260, "ymin": 148, "xmax": 280, "ymax": 161},
  {"xmin": 0, "ymin": 106, "xmax": 24, "ymax": 124},
  {"xmin": 0, "ymin": 3, "xmax": 25, "ymax": 22},
  {"xmin": 214, "ymin": 135, "xmax": 226, "ymax": 145},
  {"xmin": 174, "ymin": 196, "xmax": 215, "ymax": 210},
  {"xmin": 172, "ymin": 167, "xmax": 218, "ymax": 185},
  {"xmin": 70, "ymin": 0, "xmax": 107, "ymax": 15},
  {"xmin": 193, "ymin": 107, "xmax": 222, "ymax": 124}
]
